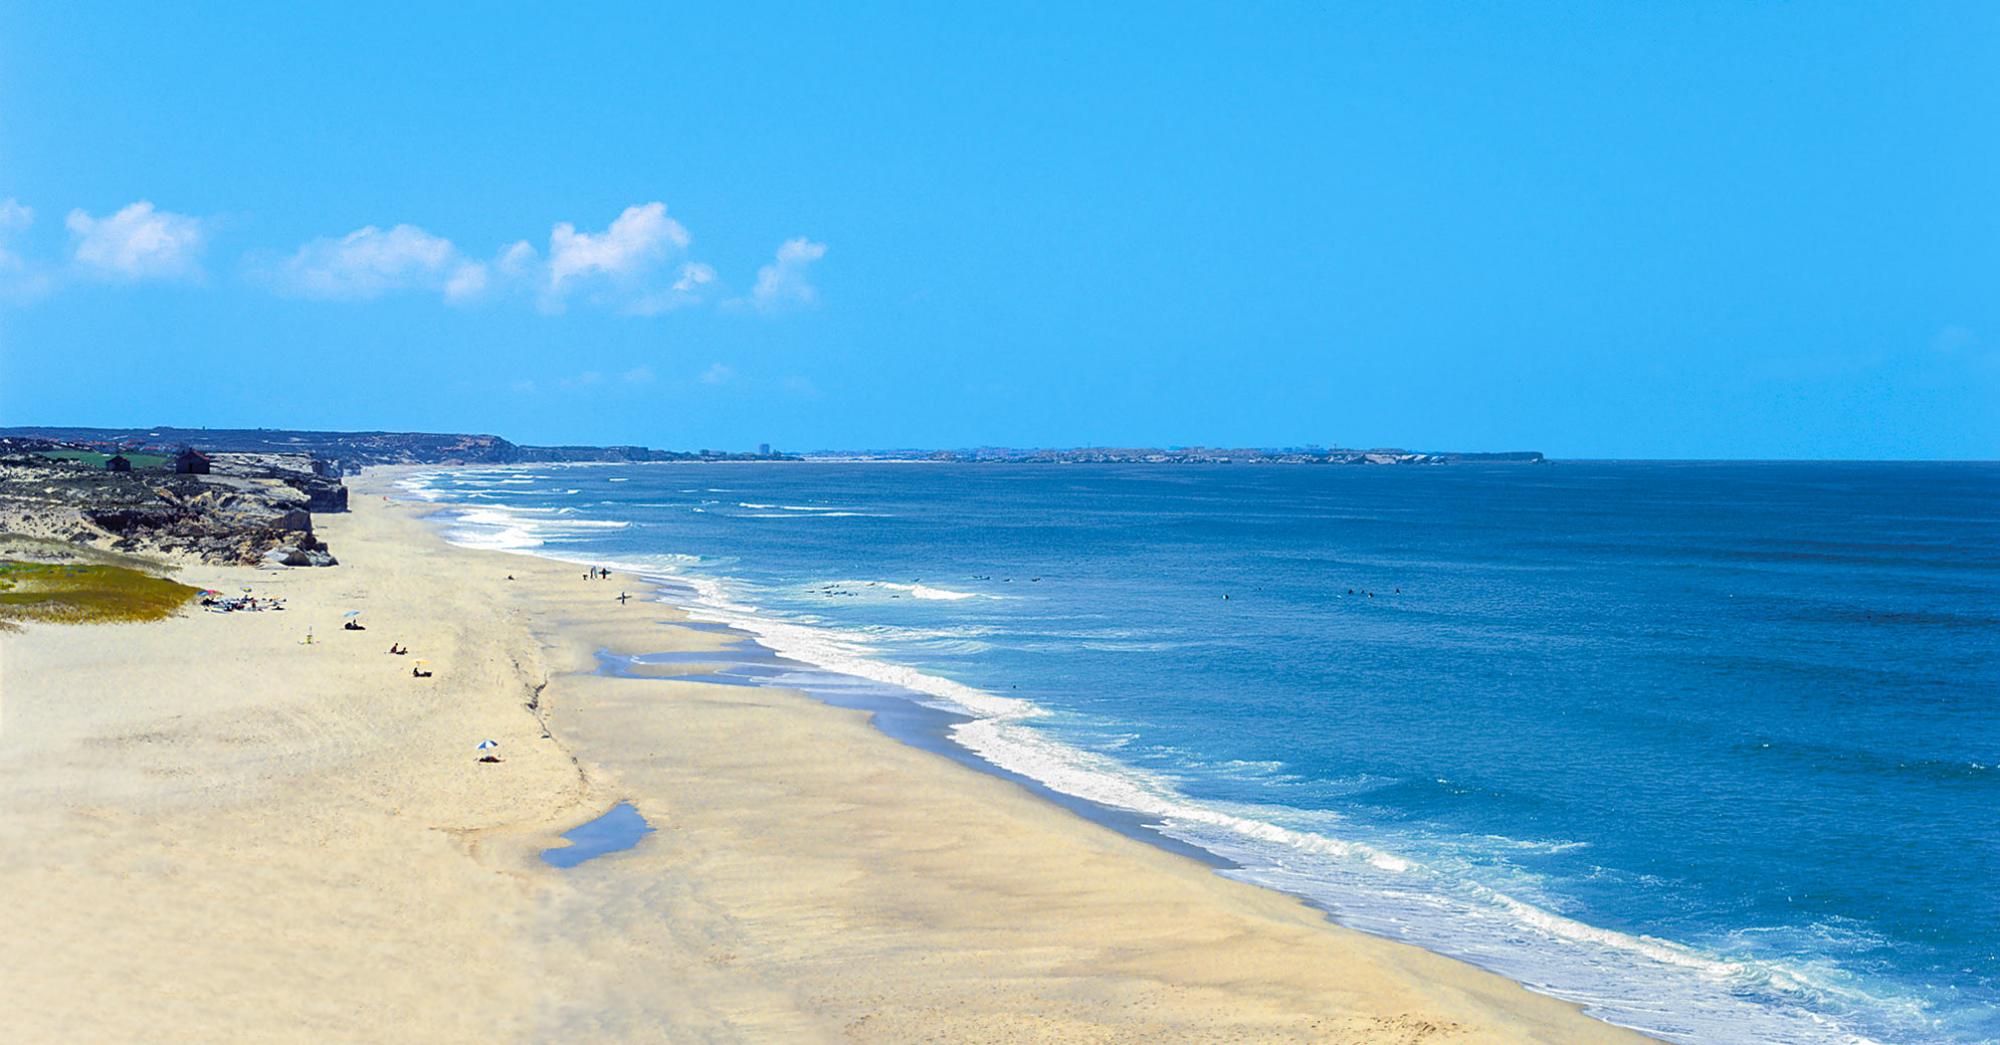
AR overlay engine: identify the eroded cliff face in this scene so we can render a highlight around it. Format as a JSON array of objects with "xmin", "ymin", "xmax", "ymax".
[
  {"xmin": 0, "ymin": 451, "xmax": 344, "ymax": 566},
  {"xmin": 206, "ymin": 453, "xmax": 350, "ymax": 513}
]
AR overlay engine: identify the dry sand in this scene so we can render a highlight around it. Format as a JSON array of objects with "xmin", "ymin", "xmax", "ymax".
[{"xmin": 0, "ymin": 472, "xmax": 1646, "ymax": 1042}]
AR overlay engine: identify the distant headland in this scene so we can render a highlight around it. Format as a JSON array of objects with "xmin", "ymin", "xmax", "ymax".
[{"xmin": 0, "ymin": 426, "xmax": 1543, "ymax": 471}]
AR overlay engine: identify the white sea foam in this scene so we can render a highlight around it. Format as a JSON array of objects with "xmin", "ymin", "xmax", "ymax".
[
  {"xmin": 395, "ymin": 473, "xmax": 446, "ymax": 501},
  {"xmin": 810, "ymin": 580, "xmax": 988, "ymax": 602},
  {"xmin": 439, "ymin": 504, "xmax": 630, "ymax": 550},
  {"xmin": 736, "ymin": 502, "xmax": 888, "ymax": 518},
  {"xmin": 947, "ymin": 711, "xmax": 1901, "ymax": 1043},
  {"xmin": 853, "ymin": 623, "xmax": 1000, "ymax": 640},
  {"xmin": 673, "ymin": 588, "xmax": 1034, "ymax": 720}
]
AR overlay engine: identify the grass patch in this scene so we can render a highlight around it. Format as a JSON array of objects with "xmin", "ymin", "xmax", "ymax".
[
  {"xmin": 36, "ymin": 449, "xmax": 174, "ymax": 470},
  {"xmin": 0, "ymin": 532, "xmax": 174, "ymax": 573},
  {"xmin": 0, "ymin": 560, "xmax": 199, "ymax": 627}
]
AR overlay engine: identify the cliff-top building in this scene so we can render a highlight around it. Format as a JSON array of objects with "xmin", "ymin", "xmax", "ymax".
[{"xmin": 174, "ymin": 449, "xmax": 211, "ymax": 475}]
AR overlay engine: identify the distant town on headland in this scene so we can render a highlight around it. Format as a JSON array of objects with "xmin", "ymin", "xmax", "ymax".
[{"xmin": 0, "ymin": 426, "xmax": 1544, "ymax": 473}]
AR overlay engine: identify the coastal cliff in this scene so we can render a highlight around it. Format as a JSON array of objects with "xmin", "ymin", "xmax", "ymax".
[
  {"xmin": 0, "ymin": 442, "xmax": 344, "ymax": 566},
  {"xmin": 0, "ymin": 426, "xmax": 787, "ymax": 471}
]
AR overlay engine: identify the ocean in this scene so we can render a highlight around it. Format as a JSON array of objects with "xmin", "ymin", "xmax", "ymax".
[{"xmin": 400, "ymin": 461, "xmax": 1999, "ymax": 1044}]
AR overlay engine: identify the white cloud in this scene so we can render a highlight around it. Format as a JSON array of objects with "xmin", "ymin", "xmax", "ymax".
[
  {"xmin": 66, "ymin": 201, "xmax": 205, "ymax": 280},
  {"xmin": 0, "ymin": 198, "xmax": 30, "ymax": 233},
  {"xmin": 547, "ymin": 202, "xmax": 688, "ymax": 292},
  {"xmin": 673, "ymin": 262, "xmax": 716, "ymax": 292},
  {"xmin": 14, "ymin": 195, "xmax": 826, "ymax": 319},
  {"xmin": 700, "ymin": 362, "xmax": 735, "ymax": 385},
  {"xmin": 473, "ymin": 240, "xmax": 544, "ymax": 306},
  {"xmin": 497, "ymin": 240, "xmax": 538, "ymax": 277},
  {"xmin": 748, "ymin": 237, "xmax": 827, "ymax": 311},
  {"xmin": 277, "ymin": 224, "xmax": 462, "ymax": 299},
  {"xmin": 443, "ymin": 261, "xmax": 489, "ymax": 303},
  {"xmin": 268, "ymin": 205, "xmax": 720, "ymax": 314},
  {"xmin": 627, "ymin": 261, "xmax": 719, "ymax": 316},
  {"xmin": 0, "ymin": 197, "xmax": 52, "ymax": 303},
  {"xmin": 621, "ymin": 365, "xmax": 655, "ymax": 383}
]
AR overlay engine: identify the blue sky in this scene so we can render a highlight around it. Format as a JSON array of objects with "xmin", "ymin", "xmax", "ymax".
[{"xmin": 1, "ymin": 3, "xmax": 1993, "ymax": 458}]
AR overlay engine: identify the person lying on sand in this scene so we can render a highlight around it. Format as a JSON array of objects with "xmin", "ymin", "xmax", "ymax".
[
  {"xmin": 477, "ymin": 754, "xmax": 504, "ymax": 764},
  {"xmin": 412, "ymin": 667, "xmax": 432, "ymax": 678},
  {"xmin": 388, "ymin": 643, "xmax": 407, "ymax": 655},
  {"xmin": 344, "ymin": 620, "xmax": 365, "ymax": 631}
]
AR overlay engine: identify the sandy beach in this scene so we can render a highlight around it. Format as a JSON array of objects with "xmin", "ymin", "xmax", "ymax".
[{"xmin": 0, "ymin": 470, "xmax": 1644, "ymax": 1042}]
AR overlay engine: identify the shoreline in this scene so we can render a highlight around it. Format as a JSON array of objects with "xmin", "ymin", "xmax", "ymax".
[
  {"xmin": 593, "ymin": 642, "xmax": 1241, "ymax": 871},
  {"xmin": 387, "ymin": 465, "xmax": 1655, "ymax": 1042},
  {"xmin": 0, "ymin": 469, "xmax": 1645, "ymax": 1041}
]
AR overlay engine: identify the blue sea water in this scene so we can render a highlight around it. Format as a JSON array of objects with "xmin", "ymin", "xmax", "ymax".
[{"xmin": 402, "ymin": 462, "xmax": 2000, "ymax": 1043}]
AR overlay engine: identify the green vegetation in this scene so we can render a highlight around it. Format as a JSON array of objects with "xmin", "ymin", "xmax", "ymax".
[
  {"xmin": 0, "ymin": 560, "xmax": 199, "ymax": 628},
  {"xmin": 0, "ymin": 532, "xmax": 172, "ymax": 572},
  {"xmin": 37, "ymin": 449, "xmax": 174, "ymax": 470}
]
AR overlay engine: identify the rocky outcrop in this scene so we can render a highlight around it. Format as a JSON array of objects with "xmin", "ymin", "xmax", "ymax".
[
  {"xmin": 206, "ymin": 453, "xmax": 349, "ymax": 512},
  {"xmin": 0, "ymin": 447, "xmax": 349, "ymax": 566},
  {"xmin": 72, "ymin": 478, "xmax": 333, "ymax": 564},
  {"xmin": 0, "ymin": 426, "xmax": 791, "ymax": 470},
  {"xmin": 261, "ymin": 546, "xmax": 338, "ymax": 567}
]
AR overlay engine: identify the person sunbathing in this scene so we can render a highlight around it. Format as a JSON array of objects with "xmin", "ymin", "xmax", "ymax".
[
  {"xmin": 388, "ymin": 643, "xmax": 407, "ymax": 655},
  {"xmin": 412, "ymin": 666, "xmax": 432, "ymax": 678},
  {"xmin": 344, "ymin": 620, "xmax": 365, "ymax": 631}
]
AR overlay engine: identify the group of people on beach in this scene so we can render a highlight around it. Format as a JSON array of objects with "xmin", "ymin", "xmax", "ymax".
[
  {"xmin": 581, "ymin": 565, "xmax": 633, "ymax": 605},
  {"xmin": 356, "ymin": 631, "xmax": 424, "ymax": 676},
  {"xmin": 202, "ymin": 593, "xmax": 283, "ymax": 613}
]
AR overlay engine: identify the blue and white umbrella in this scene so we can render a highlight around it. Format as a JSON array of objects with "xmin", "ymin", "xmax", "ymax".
[{"xmin": 476, "ymin": 739, "xmax": 499, "ymax": 750}]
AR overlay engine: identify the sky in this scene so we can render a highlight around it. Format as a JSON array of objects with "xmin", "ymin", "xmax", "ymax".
[{"xmin": 1, "ymin": 3, "xmax": 1994, "ymax": 458}]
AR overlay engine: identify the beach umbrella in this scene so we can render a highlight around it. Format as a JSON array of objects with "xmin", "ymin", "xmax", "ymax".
[
  {"xmin": 342, "ymin": 610, "xmax": 361, "ymax": 618},
  {"xmin": 477, "ymin": 739, "xmax": 499, "ymax": 750}
]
